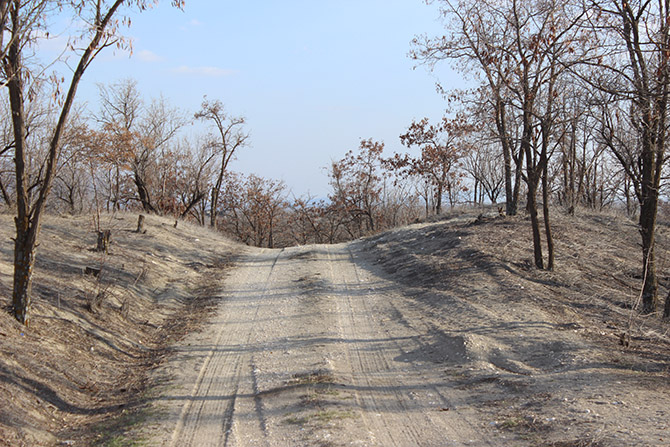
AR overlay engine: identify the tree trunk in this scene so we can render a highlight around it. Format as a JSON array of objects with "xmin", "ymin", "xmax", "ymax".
[
  {"xmin": 113, "ymin": 164, "xmax": 121, "ymax": 211},
  {"xmin": 12, "ymin": 223, "xmax": 36, "ymax": 325},
  {"xmin": 435, "ymin": 183, "xmax": 443, "ymax": 215},
  {"xmin": 97, "ymin": 230, "xmax": 111, "ymax": 253},
  {"xmin": 134, "ymin": 169, "xmax": 156, "ymax": 213},
  {"xmin": 639, "ymin": 196, "xmax": 658, "ymax": 314},
  {"xmin": 542, "ymin": 155, "xmax": 554, "ymax": 271},
  {"xmin": 210, "ymin": 158, "xmax": 228, "ymax": 228},
  {"xmin": 210, "ymin": 185, "xmax": 220, "ymax": 228},
  {"xmin": 512, "ymin": 146, "xmax": 524, "ymax": 215},
  {"xmin": 527, "ymin": 180, "xmax": 543, "ymax": 269},
  {"xmin": 497, "ymin": 100, "xmax": 517, "ymax": 216},
  {"xmin": 522, "ymin": 102, "xmax": 543, "ymax": 269},
  {"xmin": 473, "ymin": 178, "xmax": 478, "ymax": 205},
  {"xmin": 0, "ymin": 178, "xmax": 11, "ymax": 206}
]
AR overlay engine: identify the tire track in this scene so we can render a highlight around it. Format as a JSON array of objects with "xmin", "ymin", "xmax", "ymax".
[
  {"xmin": 326, "ymin": 243, "xmax": 493, "ymax": 446},
  {"xmin": 326, "ymin": 245, "xmax": 424, "ymax": 446},
  {"xmin": 155, "ymin": 242, "xmax": 496, "ymax": 446},
  {"xmin": 168, "ymin": 249, "xmax": 283, "ymax": 447}
]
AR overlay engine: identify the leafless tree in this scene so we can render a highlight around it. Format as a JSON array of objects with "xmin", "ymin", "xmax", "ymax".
[
  {"xmin": 195, "ymin": 97, "xmax": 249, "ymax": 229},
  {"xmin": 585, "ymin": 0, "xmax": 670, "ymax": 315},
  {"xmin": 53, "ymin": 107, "xmax": 91, "ymax": 214},
  {"xmin": 3, "ymin": 0, "xmax": 184, "ymax": 325},
  {"xmin": 415, "ymin": 0, "xmax": 592, "ymax": 270},
  {"xmin": 463, "ymin": 139, "xmax": 505, "ymax": 204}
]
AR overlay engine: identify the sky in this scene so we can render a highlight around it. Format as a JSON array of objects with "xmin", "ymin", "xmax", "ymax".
[{"xmin": 63, "ymin": 1, "xmax": 464, "ymax": 198}]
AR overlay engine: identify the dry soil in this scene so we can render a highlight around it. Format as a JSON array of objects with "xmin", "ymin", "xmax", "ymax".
[{"xmin": 136, "ymin": 209, "xmax": 670, "ymax": 447}]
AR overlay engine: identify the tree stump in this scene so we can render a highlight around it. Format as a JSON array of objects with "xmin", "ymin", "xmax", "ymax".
[
  {"xmin": 97, "ymin": 230, "xmax": 111, "ymax": 253},
  {"xmin": 136, "ymin": 214, "xmax": 146, "ymax": 233}
]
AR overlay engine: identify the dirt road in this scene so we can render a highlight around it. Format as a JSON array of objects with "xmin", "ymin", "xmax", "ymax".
[
  {"xmin": 144, "ymin": 242, "xmax": 499, "ymax": 446},
  {"xmin": 141, "ymin": 225, "xmax": 670, "ymax": 447}
]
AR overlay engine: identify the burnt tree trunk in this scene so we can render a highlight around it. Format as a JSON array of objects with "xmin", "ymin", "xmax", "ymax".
[
  {"xmin": 522, "ymin": 100, "xmax": 544, "ymax": 269},
  {"xmin": 512, "ymin": 145, "xmax": 525, "ymax": 216},
  {"xmin": 136, "ymin": 214, "xmax": 145, "ymax": 233},
  {"xmin": 97, "ymin": 230, "xmax": 111, "ymax": 253},
  {"xmin": 134, "ymin": 170, "xmax": 156, "ymax": 214},
  {"xmin": 639, "ymin": 192, "xmax": 659, "ymax": 313},
  {"xmin": 527, "ymin": 179, "xmax": 544, "ymax": 270}
]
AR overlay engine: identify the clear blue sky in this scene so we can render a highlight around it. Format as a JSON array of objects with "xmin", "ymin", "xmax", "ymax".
[{"xmin": 72, "ymin": 1, "xmax": 463, "ymax": 198}]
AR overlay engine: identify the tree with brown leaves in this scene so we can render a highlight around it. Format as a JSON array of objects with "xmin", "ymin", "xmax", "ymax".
[
  {"xmin": 195, "ymin": 98, "xmax": 249, "ymax": 229},
  {"xmin": 389, "ymin": 115, "xmax": 471, "ymax": 215},
  {"xmin": 329, "ymin": 139, "xmax": 385, "ymax": 237}
]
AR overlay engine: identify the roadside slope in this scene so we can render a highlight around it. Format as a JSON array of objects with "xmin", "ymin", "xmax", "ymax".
[{"xmin": 0, "ymin": 212, "xmax": 236, "ymax": 446}]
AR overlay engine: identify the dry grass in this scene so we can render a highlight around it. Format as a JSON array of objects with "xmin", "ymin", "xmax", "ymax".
[{"xmin": 366, "ymin": 206, "xmax": 670, "ymax": 357}]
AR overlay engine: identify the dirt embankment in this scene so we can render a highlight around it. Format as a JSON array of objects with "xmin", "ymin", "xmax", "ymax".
[
  {"xmin": 358, "ymin": 208, "xmax": 670, "ymax": 446},
  {"xmin": 0, "ymin": 212, "xmax": 237, "ymax": 446}
]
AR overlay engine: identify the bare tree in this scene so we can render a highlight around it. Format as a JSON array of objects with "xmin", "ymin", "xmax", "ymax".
[
  {"xmin": 585, "ymin": 0, "xmax": 670, "ymax": 315},
  {"xmin": 53, "ymin": 107, "xmax": 91, "ymax": 214},
  {"xmin": 3, "ymin": 0, "xmax": 184, "ymax": 325},
  {"xmin": 176, "ymin": 136, "xmax": 217, "ymax": 222},
  {"xmin": 195, "ymin": 97, "xmax": 249, "ymax": 229},
  {"xmin": 415, "ymin": 0, "xmax": 591, "ymax": 270},
  {"xmin": 463, "ymin": 139, "xmax": 505, "ymax": 204}
]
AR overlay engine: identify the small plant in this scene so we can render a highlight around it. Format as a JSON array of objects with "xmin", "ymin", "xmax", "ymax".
[
  {"xmin": 282, "ymin": 410, "xmax": 355, "ymax": 427},
  {"xmin": 90, "ymin": 406, "xmax": 155, "ymax": 446},
  {"xmin": 289, "ymin": 370, "xmax": 335, "ymax": 386},
  {"xmin": 311, "ymin": 409, "xmax": 355, "ymax": 424},
  {"xmin": 499, "ymin": 416, "xmax": 525, "ymax": 429},
  {"xmin": 283, "ymin": 415, "xmax": 310, "ymax": 425},
  {"xmin": 85, "ymin": 279, "xmax": 114, "ymax": 314}
]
